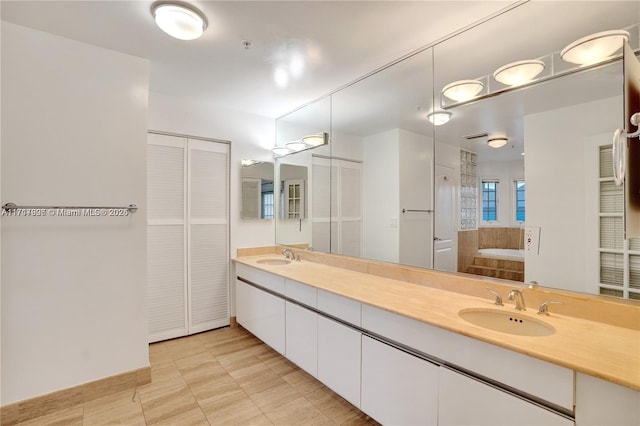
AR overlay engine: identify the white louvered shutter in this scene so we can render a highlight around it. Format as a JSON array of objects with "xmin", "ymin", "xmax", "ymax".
[
  {"xmin": 188, "ymin": 140, "xmax": 229, "ymax": 333},
  {"xmin": 147, "ymin": 133, "xmax": 187, "ymax": 342}
]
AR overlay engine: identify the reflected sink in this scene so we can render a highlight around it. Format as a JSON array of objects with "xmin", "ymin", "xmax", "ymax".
[
  {"xmin": 256, "ymin": 258, "xmax": 291, "ymax": 265},
  {"xmin": 458, "ymin": 308, "xmax": 555, "ymax": 337}
]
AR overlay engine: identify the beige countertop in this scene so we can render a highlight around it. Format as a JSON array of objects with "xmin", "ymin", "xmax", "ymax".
[{"xmin": 234, "ymin": 254, "xmax": 640, "ymax": 391}]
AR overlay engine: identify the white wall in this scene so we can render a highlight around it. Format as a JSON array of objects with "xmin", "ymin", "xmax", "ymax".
[
  {"xmin": 362, "ymin": 129, "xmax": 399, "ymax": 263},
  {"xmin": 524, "ymin": 96, "xmax": 620, "ymax": 293},
  {"xmin": 399, "ymin": 129, "xmax": 433, "ymax": 268},
  {"xmin": 148, "ymin": 91, "xmax": 276, "ymax": 254},
  {"xmin": 1, "ymin": 23, "xmax": 149, "ymax": 404}
]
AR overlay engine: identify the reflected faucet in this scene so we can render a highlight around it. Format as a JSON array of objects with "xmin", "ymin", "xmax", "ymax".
[
  {"xmin": 282, "ymin": 248, "xmax": 295, "ymax": 260},
  {"xmin": 507, "ymin": 289, "xmax": 526, "ymax": 311}
]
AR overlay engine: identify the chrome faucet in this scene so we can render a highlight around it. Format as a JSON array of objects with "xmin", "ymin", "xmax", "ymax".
[
  {"xmin": 282, "ymin": 248, "xmax": 295, "ymax": 260},
  {"xmin": 538, "ymin": 301, "xmax": 563, "ymax": 316},
  {"xmin": 507, "ymin": 289, "xmax": 526, "ymax": 311}
]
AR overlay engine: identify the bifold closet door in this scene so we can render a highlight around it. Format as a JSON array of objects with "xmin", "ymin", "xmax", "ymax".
[
  {"xmin": 147, "ymin": 133, "xmax": 188, "ymax": 342},
  {"xmin": 147, "ymin": 134, "xmax": 229, "ymax": 343},
  {"xmin": 188, "ymin": 140, "xmax": 229, "ymax": 334}
]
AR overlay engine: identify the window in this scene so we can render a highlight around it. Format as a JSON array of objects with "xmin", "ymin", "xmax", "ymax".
[
  {"xmin": 515, "ymin": 180, "xmax": 525, "ymax": 222},
  {"xmin": 261, "ymin": 191, "xmax": 274, "ymax": 219},
  {"xmin": 482, "ymin": 181, "xmax": 498, "ymax": 221}
]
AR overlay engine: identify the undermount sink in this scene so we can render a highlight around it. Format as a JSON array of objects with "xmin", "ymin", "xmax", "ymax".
[
  {"xmin": 458, "ymin": 308, "xmax": 555, "ymax": 337},
  {"xmin": 256, "ymin": 258, "xmax": 291, "ymax": 265}
]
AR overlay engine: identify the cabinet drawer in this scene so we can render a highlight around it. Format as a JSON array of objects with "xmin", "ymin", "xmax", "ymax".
[
  {"xmin": 235, "ymin": 263, "xmax": 285, "ymax": 295},
  {"xmin": 235, "ymin": 279, "xmax": 285, "ymax": 354},
  {"xmin": 317, "ymin": 316, "xmax": 361, "ymax": 408},
  {"xmin": 317, "ymin": 289, "xmax": 361, "ymax": 326},
  {"xmin": 362, "ymin": 304, "xmax": 574, "ymax": 411},
  {"xmin": 439, "ymin": 368, "xmax": 574, "ymax": 426},
  {"xmin": 285, "ymin": 279, "xmax": 317, "ymax": 307}
]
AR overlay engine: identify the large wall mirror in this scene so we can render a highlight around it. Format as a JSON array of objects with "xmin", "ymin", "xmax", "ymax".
[
  {"xmin": 275, "ymin": 1, "xmax": 640, "ymax": 300},
  {"xmin": 275, "ymin": 96, "xmax": 330, "ymax": 247}
]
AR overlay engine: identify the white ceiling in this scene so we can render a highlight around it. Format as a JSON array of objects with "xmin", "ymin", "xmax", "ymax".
[{"xmin": 0, "ymin": 0, "xmax": 519, "ymax": 118}]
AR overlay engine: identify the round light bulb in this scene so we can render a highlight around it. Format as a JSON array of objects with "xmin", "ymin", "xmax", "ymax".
[
  {"xmin": 493, "ymin": 60, "xmax": 545, "ymax": 86},
  {"xmin": 153, "ymin": 4, "xmax": 206, "ymax": 41},
  {"xmin": 427, "ymin": 111, "xmax": 452, "ymax": 126},
  {"xmin": 561, "ymin": 30, "xmax": 629, "ymax": 65},
  {"xmin": 442, "ymin": 80, "xmax": 484, "ymax": 102}
]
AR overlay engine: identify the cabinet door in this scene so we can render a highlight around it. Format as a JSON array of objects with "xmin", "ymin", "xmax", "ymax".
[
  {"xmin": 317, "ymin": 316, "xmax": 361, "ymax": 408},
  {"xmin": 147, "ymin": 133, "xmax": 187, "ymax": 343},
  {"xmin": 188, "ymin": 140, "xmax": 229, "ymax": 334},
  {"xmin": 361, "ymin": 336, "xmax": 438, "ymax": 425},
  {"xmin": 438, "ymin": 368, "xmax": 574, "ymax": 426},
  {"xmin": 235, "ymin": 280, "xmax": 285, "ymax": 354},
  {"xmin": 285, "ymin": 301, "xmax": 318, "ymax": 377}
]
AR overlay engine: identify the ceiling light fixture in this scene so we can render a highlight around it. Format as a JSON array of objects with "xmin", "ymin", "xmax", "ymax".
[
  {"xmin": 487, "ymin": 137, "xmax": 508, "ymax": 149},
  {"xmin": 286, "ymin": 140, "xmax": 307, "ymax": 151},
  {"xmin": 442, "ymin": 80, "xmax": 484, "ymax": 102},
  {"xmin": 152, "ymin": 3, "xmax": 207, "ymax": 40},
  {"xmin": 427, "ymin": 111, "xmax": 452, "ymax": 126},
  {"xmin": 302, "ymin": 133, "xmax": 327, "ymax": 147},
  {"xmin": 493, "ymin": 59, "xmax": 545, "ymax": 86},
  {"xmin": 272, "ymin": 146, "xmax": 291, "ymax": 157},
  {"xmin": 273, "ymin": 132, "xmax": 329, "ymax": 158},
  {"xmin": 561, "ymin": 30, "xmax": 629, "ymax": 65}
]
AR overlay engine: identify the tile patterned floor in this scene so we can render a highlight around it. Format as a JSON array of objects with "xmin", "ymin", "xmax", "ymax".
[{"xmin": 18, "ymin": 326, "xmax": 379, "ymax": 425}]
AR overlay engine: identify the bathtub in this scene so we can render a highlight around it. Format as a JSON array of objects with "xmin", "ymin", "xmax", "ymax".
[{"xmin": 478, "ymin": 248, "xmax": 524, "ymax": 260}]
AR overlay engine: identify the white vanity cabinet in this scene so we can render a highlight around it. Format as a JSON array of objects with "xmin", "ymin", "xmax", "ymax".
[
  {"xmin": 316, "ymin": 288, "xmax": 363, "ymax": 407},
  {"xmin": 361, "ymin": 336, "xmax": 439, "ymax": 425},
  {"xmin": 235, "ymin": 264, "xmax": 286, "ymax": 354},
  {"xmin": 285, "ymin": 279, "xmax": 318, "ymax": 377},
  {"xmin": 317, "ymin": 315, "xmax": 361, "ymax": 408},
  {"xmin": 438, "ymin": 368, "xmax": 574, "ymax": 426}
]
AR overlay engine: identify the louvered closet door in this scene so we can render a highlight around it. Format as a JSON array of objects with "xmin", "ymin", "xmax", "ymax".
[
  {"xmin": 147, "ymin": 133, "xmax": 187, "ymax": 342},
  {"xmin": 339, "ymin": 161, "xmax": 362, "ymax": 257},
  {"xmin": 188, "ymin": 139, "xmax": 230, "ymax": 334}
]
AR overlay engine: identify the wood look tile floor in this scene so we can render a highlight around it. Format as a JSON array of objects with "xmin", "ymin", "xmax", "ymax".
[{"xmin": 18, "ymin": 326, "xmax": 379, "ymax": 425}]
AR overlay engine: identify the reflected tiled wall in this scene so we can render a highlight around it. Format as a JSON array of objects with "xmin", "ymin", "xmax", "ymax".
[
  {"xmin": 478, "ymin": 227, "xmax": 524, "ymax": 249},
  {"xmin": 457, "ymin": 230, "xmax": 479, "ymax": 273}
]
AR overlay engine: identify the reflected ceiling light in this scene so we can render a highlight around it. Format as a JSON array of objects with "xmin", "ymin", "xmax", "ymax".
[
  {"xmin": 286, "ymin": 140, "xmax": 307, "ymax": 151},
  {"xmin": 493, "ymin": 60, "xmax": 545, "ymax": 86},
  {"xmin": 442, "ymin": 79, "xmax": 484, "ymax": 102},
  {"xmin": 302, "ymin": 133, "xmax": 327, "ymax": 147},
  {"xmin": 274, "ymin": 67, "xmax": 289, "ymax": 88},
  {"xmin": 561, "ymin": 30, "xmax": 629, "ymax": 65},
  {"xmin": 272, "ymin": 146, "xmax": 291, "ymax": 156},
  {"xmin": 487, "ymin": 137, "xmax": 508, "ymax": 149},
  {"xmin": 427, "ymin": 111, "xmax": 452, "ymax": 126},
  {"xmin": 152, "ymin": 3, "xmax": 207, "ymax": 40}
]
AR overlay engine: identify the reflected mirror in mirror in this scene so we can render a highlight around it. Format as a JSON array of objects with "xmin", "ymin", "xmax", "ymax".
[
  {"xmin": 279, "ymin": 164, "xmax": 308, "ymax": 220},
  {"xmin": 432, "ymin": 1, "xmax": 639, "ymax": 298},
  {"xmin": 241, "ymin": 160, "xmax": 274, "ymax": 220}
]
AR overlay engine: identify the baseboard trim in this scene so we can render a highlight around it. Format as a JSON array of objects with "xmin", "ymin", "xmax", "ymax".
[{"xmin": 0, "ymin": 366, "xmax": 151, "ymax": 425}]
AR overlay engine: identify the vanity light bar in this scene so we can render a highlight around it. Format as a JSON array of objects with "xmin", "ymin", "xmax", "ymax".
[
  {"xmin": 440, "ymin": 23, "xmax": 638, "ymax": 109},
  {"xmin": 272, "ymin": 132, "xmax": 329, "ymax": 158}
]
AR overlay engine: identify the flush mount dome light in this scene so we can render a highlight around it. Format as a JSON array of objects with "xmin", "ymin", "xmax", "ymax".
[
  {"xmin": 427, "ymin": 111, "xmax": 452, "ymax": 126},
  {"xmin": 302, "ymin": 133, "xmax": 327, "ymax": 147},
  {"xmin": 493, "ymin": 59, "xmax": 545, "ymax": 86},
  {"xmin": 561, "ymin": 30, "xmax": 629, "ymax": 65},
  {"xmin": 152, "ymin": 3, "xmax": 207, "ymax": 40},
  {"xmin": 442, "ymin": 79, "xmax": 484, "ymax": 102},
  {"xmin": 487, "ymin": 137, "xmax": 508, "ymax": 149}
]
